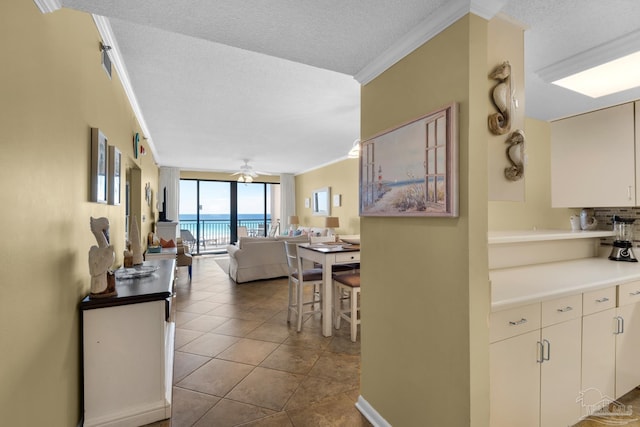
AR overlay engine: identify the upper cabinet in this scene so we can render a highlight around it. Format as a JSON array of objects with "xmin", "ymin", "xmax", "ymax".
[{"xmin": 551, "ymin": 102, "xmax": 637, "ymax": 208}]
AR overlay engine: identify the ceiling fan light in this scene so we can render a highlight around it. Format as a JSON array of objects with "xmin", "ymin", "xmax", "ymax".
[{"xmin": 347, "ymin": 139, "xmax": 360, "ymax": 158}]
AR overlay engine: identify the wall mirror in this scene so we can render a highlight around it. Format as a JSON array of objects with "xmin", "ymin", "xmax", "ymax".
[{"xmin": 312, "ymin": 187, "xmax": 331, "ymax": 216}]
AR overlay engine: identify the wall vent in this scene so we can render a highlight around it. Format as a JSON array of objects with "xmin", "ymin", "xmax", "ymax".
[{"xmin": 100, "ymin": 43, "xmax": 112, "ymax": 80}]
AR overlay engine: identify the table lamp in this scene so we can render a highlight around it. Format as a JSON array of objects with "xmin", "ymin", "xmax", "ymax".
[
  {"xmin": 288, "ymin": 215, "xmax": 299, "ymax": 235},
  {"xmin": 325, "ymin": 216, "xmax": 339, "ymax": 238}
]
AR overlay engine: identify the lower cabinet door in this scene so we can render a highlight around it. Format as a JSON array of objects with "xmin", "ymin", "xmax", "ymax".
[
  {"xmin": 490, "ymin": 330, "xmax": 540, "ymax": 427},
  {"xmin": 616, "ymin": 302, "xmax": 640, "ymax": 398},
  {"xmin": 581, "ymin": 308, "xmax": 616, "ymax": 416},
  {"xmin": 540, "ymin": 318, "xmax": 582, "ymax": 427}
]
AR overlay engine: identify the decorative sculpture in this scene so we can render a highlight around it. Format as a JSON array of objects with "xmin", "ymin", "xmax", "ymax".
[
  {"xmin": 88, "ymin": 217, "xmax": 116, "ymax": 298},
  {"xmin": 130, "ymin": 215, "xmax": 144, "ymax": 265},
  {"xmin": 489, "ymin": 61, "xmax": 512, "ymax": 135},
  {"xmin": 504, "ymin": 129, "xmax": 525, "ymax": 181}
]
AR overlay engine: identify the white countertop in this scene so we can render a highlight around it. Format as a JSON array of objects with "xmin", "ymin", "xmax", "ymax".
[
  {"xmin": 488, "ymin": 229, "xmax": 614, "ymax": 244},
  {"xmin": 490, "ymin": 256, "xmax": 640, "ymax": 312}
]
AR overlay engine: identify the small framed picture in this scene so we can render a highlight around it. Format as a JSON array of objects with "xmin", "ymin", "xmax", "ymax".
[
  {"xmin": 108, "ymin": 145, "xmax": 121, "ymax": 205},
  {"xmin": 91, "ymin": 128, "xmax": 108, "ymax": 203}
]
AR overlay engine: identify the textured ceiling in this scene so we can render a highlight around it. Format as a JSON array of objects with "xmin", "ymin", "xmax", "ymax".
[{"xmin": 58, "ymin": 0, "xmax": 640, "ymax": 175}]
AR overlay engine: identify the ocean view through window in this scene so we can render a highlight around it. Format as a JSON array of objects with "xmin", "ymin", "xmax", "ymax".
[{"xmin": 179, "ymin": 179, "xmax": 279, "ymax": 253}]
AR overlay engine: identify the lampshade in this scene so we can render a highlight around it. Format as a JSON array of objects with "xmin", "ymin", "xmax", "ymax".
[
  {"xmin": 289, "ymin": 215, "xmax": 299, "ymax": 225},
  {"xmin": 325, "ymin": 216, "xmax": 339, "ymax": 228}
]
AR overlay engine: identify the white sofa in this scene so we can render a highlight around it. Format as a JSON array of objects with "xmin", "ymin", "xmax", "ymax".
[
  {"xmin": 226, "ymin": 235, "xmax": 310, "ymax": 283},
  {"xmin": 226, "ymin": 224, "xmax": 344, "ymax": 283}
]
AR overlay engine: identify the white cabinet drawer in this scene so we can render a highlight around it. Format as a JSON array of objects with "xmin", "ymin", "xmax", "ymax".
[
  {"xmin": 583, "ymin": 287, "xmax": 616, "ymax": 315},
  {"xmin": 542, "ymin": 294, "xmax": 582, "ymax": 327},
  {"xmin": 618, "ymin": 280, "xmax": 640, "ymax": 307},
  {"xmin": 335, "ymin": 252, "xmax": 360, "ymax": 263},
  {"xmin": 490, "ymin": 303, "xmax": 541, "ymax": 343}
]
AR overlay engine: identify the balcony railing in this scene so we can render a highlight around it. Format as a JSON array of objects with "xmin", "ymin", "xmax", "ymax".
[{"xmin": 179, "ymin": 218, "xmax": 269, "ymax": 253}]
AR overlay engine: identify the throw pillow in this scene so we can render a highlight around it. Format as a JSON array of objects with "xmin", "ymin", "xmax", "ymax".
[{"xmin": 160, "ymin": 238, "xmax": 176, "ymax": 248}]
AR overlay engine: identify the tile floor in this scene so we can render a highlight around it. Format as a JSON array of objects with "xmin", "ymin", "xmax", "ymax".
[
  {"xmin": 147, "ymin": 255, "xmax": 371, "ymax": 427},
  {"xmin": 573, "ymin": 387, "xmax": 640, "ymax": 427}
]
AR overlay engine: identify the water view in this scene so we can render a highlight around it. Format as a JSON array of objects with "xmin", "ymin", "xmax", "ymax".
[{"xmin": 179, "ymin": 179, "xmax": 278, "ymax": 253}]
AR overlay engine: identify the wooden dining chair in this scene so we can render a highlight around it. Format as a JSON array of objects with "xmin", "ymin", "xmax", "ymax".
[
  {"xmin": 333, "ymin": 272, "xmax": 361, "ymax": 342},
  {"xmin": 284, "ymin": 241, "xmax": 323, "ymax": 332}
]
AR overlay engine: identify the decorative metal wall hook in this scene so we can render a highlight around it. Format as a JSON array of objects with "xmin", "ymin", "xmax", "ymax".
[
  {"xmin": 504, "ymin": 129, "xmax": 525, "ymax": 181},
  {"xmin": 99, "ymin": 42, "xmax": 112, "ymax": 52},
  {"xmin": 489, "ymin": 61, "xmax": 512, "ymax": 135}
]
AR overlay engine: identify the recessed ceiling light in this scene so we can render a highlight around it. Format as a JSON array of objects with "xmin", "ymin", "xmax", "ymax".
[{"xmin": 552, "ymin": 50, "xmax": 640, "ymax": 98}]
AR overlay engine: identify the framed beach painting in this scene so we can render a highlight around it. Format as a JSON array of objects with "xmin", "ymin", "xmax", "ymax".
[
  {"xmin": 108, "ymin": 145, "xmax": 121, "ymax": 205},
  {"xmin": 359, "ymin": 102, "xmax": 458, "ymax": 217},
  {"xmin": 90, "ymin": 128, "xmax": 108, "ymax": 204}
]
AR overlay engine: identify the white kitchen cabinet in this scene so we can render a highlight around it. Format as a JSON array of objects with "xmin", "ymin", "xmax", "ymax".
[
  {"xmin": 490, "ymin": 329, "xmax": 540, "ymax": 427},
  {"xmin": 540, "ymin": 317, "xmax": 582, "ymax": 426},
  {"xmin": 551, "ymin": 102, "xmax": 636, "ymax": 208},
  {"xmin": 539, "ymin": 296, "xmax": 583, "ymax": 427},
  {"xmin": 615, "ymin": 281, "xmax": 640, "ymax": 398},
  {"xmin": 580, "ymin": 287, "xmax": 617, "ymax": 416},
  {"xmin": 490, "ymin": 296, "xmax": 582, "ymax": 427}
]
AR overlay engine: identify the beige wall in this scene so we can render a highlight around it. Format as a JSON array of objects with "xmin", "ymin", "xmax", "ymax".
[
  {"xmin": 359, "ymin": 14, "xmax": 490, "ymax": 426},
  {"xmin": 0, "ymin": 2, "xmax": 158, "ymax": 425},
  {"xmin": 488, "ymin": 117, "xmax": 577, "ymax": 230},
  {"xmin": 295, "ymin": 159, "xmax": 360, "ymax": 235}
]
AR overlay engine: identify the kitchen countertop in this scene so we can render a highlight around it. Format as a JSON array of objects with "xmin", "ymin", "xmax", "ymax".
[{"xmin": 490, "ymin": 256, "xmax": 640, "ymax": 312}]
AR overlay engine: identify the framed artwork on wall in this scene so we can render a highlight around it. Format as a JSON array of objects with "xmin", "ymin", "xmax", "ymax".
[
  {"xmin": 91, "ymin": 128, "xmax": 108, "ymax": 204},
  {"xmin": 108, "ymin": 145, "xmax": 121, "ymax": 205},
  {"xmin": 359, "ymin": 102, "xmax": 459, "ymax": 217}
]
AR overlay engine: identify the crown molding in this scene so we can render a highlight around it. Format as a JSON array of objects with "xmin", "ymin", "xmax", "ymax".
[
  {"xmin": 470, "ymin": 0, "xmax": 508, "ymax": 20},
  {"xmin": 536, "ymin": 29, "xmax": 640, "ymax": 83},
  {"xmin": 33, "ymin": 0, "xmax": 61, "ymax": 14},
  {"xmin": 91, "ymin": 15, "xmax": 158, "ymax": 162},
  {"xmin": 354, "ymin": 0, "xmax": 505, "ymax": 85}
]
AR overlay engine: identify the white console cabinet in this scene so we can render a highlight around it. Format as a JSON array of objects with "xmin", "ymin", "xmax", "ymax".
[
  {"xmin": 156, "ymin": 221, "xmax": 178, "ymax": 241},
  {"xmin": 81, "ymin": 259, "xmax": 175, "ymax": 427}
]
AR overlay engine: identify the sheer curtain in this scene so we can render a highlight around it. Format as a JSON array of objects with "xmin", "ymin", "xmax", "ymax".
[
  {"xmin": 280, "ymin": 173, "xmax": 295, "ymax": 233},
  {"xmin": 158, "ymin": 167, "xmax": 180, "ymax": 222}
]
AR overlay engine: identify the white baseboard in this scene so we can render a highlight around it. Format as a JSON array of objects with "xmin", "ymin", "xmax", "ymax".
[{"xmin": 356, "ymin": 395, "xmax": 392, "ymax": 427}]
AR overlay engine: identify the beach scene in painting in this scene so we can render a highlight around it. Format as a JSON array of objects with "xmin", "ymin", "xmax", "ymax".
[{"xmin": 360, "ymin": 106, "xmax": 454, "ymax": 217}]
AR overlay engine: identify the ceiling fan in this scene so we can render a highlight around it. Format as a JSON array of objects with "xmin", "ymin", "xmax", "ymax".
[{"xmin": 231, "ymin": 159, "xmax": 259, "ymax": 183}]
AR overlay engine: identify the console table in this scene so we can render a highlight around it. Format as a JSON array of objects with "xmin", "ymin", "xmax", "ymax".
[{"xmin": 81, "ymin": 259, "xmax": 176, "ymax": 427}]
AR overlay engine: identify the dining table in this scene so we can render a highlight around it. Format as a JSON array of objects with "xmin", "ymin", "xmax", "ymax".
[{"xmin": 297, "ymin": 242, "xmax": 361, "ymax": 336}]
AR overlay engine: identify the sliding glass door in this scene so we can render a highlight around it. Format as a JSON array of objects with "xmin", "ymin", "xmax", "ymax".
[
  {"xmin": 237, "ymin": 183, "xmax": 270, "ymax": 237},
  {"xmin": 179, "ymin": 179, "xmax": 277, "ymax": 254}
]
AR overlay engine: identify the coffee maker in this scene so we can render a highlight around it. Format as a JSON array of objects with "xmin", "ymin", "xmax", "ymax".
[{"xmin": 609, "ymin": 215, "xmax": 638, "ymax": 262}]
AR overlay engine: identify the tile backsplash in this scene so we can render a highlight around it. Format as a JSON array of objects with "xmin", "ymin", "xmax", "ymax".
[{"xmin": 593, "ymin": 207, "xmax": 640, "ymax": 246}]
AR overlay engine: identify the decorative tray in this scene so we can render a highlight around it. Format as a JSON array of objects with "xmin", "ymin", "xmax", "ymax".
[{"xmin": 114, "ymin": 265, "xmax": 159, "ymax": 279}]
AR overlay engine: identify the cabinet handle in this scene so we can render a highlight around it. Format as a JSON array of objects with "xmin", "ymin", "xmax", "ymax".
[
  {"xmin": 536, "ymin": 341, "xmax": 544, "ymax": 364},
  {"xmin": 614, "ymin": 316, "xmax": 625, "ymax": 335},
  {"xmin": 629, "ymin": 186, "xmax": 633, "ymax": 200},
  {"xmin": 595, "ymin": 297, "xmax": 609, "ymax": 303},
  {"xmin": 543, "ymin": 339, "xmax": 551, "ymax": 362},
  {"xmin": 508, "ymin": 318, "xmax": 527, "ymax": 326},
  {"xmin": 629, "ymin": 291, "xmax": 640, "ymax": 296},
  {"xmin": 557, "ymin": 306, "xmax": 573, "ymax": 313}
]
